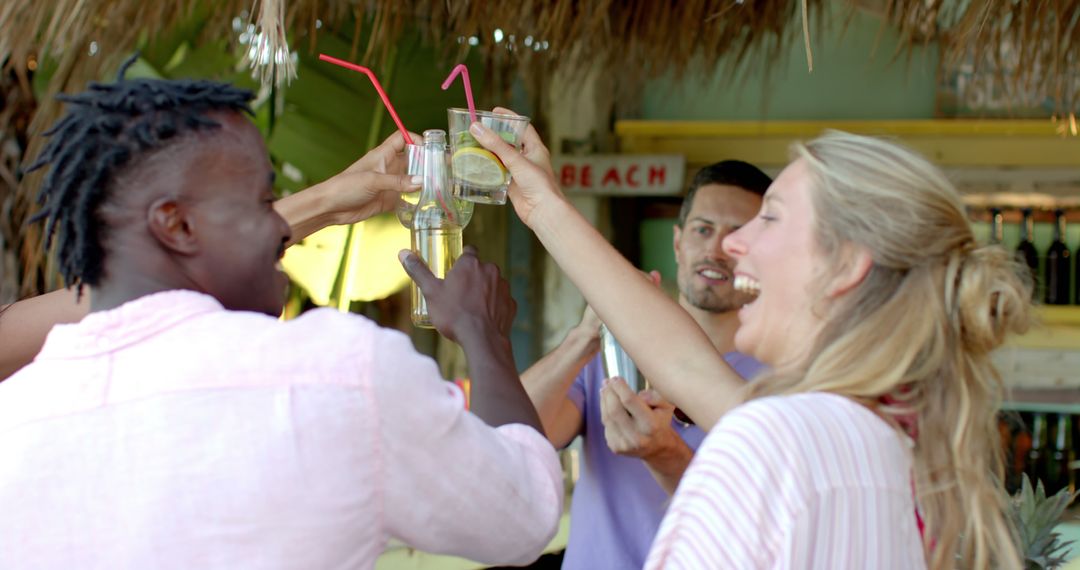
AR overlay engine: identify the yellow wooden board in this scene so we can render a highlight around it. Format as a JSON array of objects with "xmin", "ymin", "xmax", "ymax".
[
  {"xmin": 616, "ymin": 119, "xmax": 1080, "ymax": 169},
  {"xmin": 616, "ymin": 119, "xmax": 1069, "ymax": 137},
  {"xmin": 1005, "ymin": 307, "xmax": 1080, "ymax": 350},
  {"xmin": 1039, "ymin": 306, "xmax": 1080, "ymax": 326}
]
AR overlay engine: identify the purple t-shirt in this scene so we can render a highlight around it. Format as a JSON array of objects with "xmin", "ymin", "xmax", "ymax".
[{"xmin": 562, "ymin": 351, "xmax": 766, "ymax": 569}]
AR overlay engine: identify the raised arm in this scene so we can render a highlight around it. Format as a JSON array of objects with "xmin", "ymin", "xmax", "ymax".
[
  {"xmin": 467, "ymin": 116, "xmax": 743, "ymax": 430},
  {"xmin": 372, "ymin": 329, "xmax": 561, "ymax": 565},
  {"xmin": 519, "ymin": 305, "xmax": 599, "ymax": 447},
  {"xmin": 399, "ymin": 245, "xmax": 542, "ymax": 433},
  {"xmin": 382, "ymin": 245, "xmax": 560, "ymax": 564},
  {"xmin": 274, "ymin": 130, "xmax": 420, "ymax": 246}
]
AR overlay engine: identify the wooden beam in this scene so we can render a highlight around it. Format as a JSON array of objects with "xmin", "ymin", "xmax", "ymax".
[
  {"xmin": 616, "ymin": 119, "xmax": 1069, "ymax": 137},
  {"xmin": 616, "ymin": 120, "xmax": 1080, "ymax": 169}
]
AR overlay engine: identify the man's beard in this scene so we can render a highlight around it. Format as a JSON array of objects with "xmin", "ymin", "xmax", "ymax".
[{"xmin": 679, "ymin": 277, "xmax": 751, "ymax": 314}]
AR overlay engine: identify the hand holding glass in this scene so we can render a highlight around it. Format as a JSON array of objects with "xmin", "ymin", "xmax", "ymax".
[{"xmin": 447, "ymin": 108, "xmax": 530, "ymax": 205}]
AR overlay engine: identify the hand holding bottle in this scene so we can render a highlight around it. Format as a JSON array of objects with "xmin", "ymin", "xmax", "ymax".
[
  {"xmin": 398, "ymin": 245, "xmax": 516, "ymax": 343},
  {"xmin": 399, "ymin": 245, "xmax": 542, "ymax": 432}
]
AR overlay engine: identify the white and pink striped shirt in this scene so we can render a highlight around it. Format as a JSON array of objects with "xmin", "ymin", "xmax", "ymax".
[{"xmin": 645, "ymin": 392, "xmax": 926, "ymax": 569}]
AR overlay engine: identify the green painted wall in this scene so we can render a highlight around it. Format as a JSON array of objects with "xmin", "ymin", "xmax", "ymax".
[
  {"xmin": 640, "ymin": 218, "xmax": 678, "ymax": 287},
  {"xmin": 640, "ymin": 7, "xmax": 940, "ymax": 121}
]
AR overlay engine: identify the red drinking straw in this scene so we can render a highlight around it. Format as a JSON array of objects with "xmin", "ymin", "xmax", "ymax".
[
  {"xmin": 441, "ymin": 64, "xmax": 477, "ymax": 124},
  {"xmin": 319, "ymin": 54, "xmax": 413, "ymax": 145}
]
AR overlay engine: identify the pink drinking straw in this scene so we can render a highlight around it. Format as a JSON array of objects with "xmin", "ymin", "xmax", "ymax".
[
  {"xmin": 441, "ymin": 64, "xmax": 478, "ymax": 124},
  {"xmin": 320, "ymin": 54, "xmax": 460, "ymax": 223},
  {"xmin": 319, "ymin": 54, "xmax": 413, "ymax": 145}
]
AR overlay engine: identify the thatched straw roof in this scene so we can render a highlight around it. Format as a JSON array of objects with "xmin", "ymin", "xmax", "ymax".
[
  {"xmin": 5, "ymin": 0, "xmax": 1076, "ymax": 137},
  {"xmin": 2, "ymin": 0, "xmax": 822, "ymax": 90},
  {"xmin": 877, "ymin": 0, "xmax": 1080, "ymax": 117}
]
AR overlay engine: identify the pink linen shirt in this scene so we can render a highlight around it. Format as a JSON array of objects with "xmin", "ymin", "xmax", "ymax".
[
  {"xmin": 645, "ymin": 392, "xmax": 926, "ymax": 569},
  {"xmin": 0, "ymin": 290, "xmax": 562, "ymax": 570}
]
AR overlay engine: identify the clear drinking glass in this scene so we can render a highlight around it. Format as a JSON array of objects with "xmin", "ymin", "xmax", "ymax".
[{"xmin": 447, "ymin": 108, "xmax": 530, "ymax": 205}]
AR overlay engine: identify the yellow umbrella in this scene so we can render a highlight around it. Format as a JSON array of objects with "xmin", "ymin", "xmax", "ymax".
[{"xmin": 282, "ymin": 213, "xmax": 411, "ymax": 308}]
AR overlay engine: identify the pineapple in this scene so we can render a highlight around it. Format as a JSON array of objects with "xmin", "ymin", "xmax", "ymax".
[{"xmin": 1010, "ymin": 474, "xmax": 1078, "ymax": 569}]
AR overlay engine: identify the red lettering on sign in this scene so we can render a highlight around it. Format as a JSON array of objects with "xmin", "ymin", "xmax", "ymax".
[
  {"xmin": 560, "ymin": 165, "xmax": 576, "ymax": 187},
  {"xmin": 602, "ymin": 167, "xmax": 621, "ymax": 186},
  {"xmin": 626, "ymin": 165, "xmax": 640, "ymax": 187},
  {"xmin": 581, "ymin": 166, "xmax": 593, "ymax": 188},
  {"xmin": 648, "ymin": 166, "xmax": 666, "ymax": 185}
]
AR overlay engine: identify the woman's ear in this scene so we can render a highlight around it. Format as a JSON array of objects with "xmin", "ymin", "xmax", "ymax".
[{"xmin": 826, "ymin": 243, "xmax": 874, "ymax": 298}]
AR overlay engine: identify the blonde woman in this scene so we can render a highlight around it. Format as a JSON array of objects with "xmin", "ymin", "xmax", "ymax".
[{"xmin": 468, "ymin": 115, "xmax": 1029, "ymax": 569}]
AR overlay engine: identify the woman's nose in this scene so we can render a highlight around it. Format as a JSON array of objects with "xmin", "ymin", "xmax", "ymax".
[{"xmin": 722, "ymin": 226, "xmax": 748, "ymax": 258}]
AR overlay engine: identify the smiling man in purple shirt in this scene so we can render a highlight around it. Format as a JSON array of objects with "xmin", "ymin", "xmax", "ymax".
[{"xmin": 522, "ymin": 161, "xmax": 772, "ymax": 569}]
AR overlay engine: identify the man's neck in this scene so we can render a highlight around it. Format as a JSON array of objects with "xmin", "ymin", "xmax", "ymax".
[
  {"xmin": 89, "ymin": 281, "xmax": 177, "ymax": 314},
  {"xmin": 678, "ymin": 295, "xmax": 741, "ymax": 355},
  {"xmin": 90, "ymin": 258, "xmax": 200, "ymax": 314}
]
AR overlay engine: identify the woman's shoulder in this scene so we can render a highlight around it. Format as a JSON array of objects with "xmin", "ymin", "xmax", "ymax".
[
  {"xmin": 707, "ymin": 392, "xmax": 913, "ymax": 489},
  {"xmin": 720, "ymin": 392, "xmax": 894, "ymax": 437},
  {"xmin": 725, "ymin": 392, "xmax": 894, "ymax": 431}
]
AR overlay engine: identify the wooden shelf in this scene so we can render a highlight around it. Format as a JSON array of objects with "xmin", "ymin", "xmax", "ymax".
[
  {"xmin": 1004, "ymin": 389, "xmax": 1080, "ymax": 412},
  {"xmin": 997, "ymin": 308, "xmax": 1080, "ymax": 405},
  {"xmin": 615, "ymin": 119, "xmax": 1080, "ymax": 170},
  {"xmin": 1041, "ymin": 306, "xmax": 1080, "ymax": 326},
  {"xmin": 1005, "ymin": 307, "xmax": 1080, "ymax": 350}
]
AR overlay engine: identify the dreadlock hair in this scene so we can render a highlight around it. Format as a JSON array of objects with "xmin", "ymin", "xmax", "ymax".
[{"xmin": 25, "ymin": 54, "xmax": 255, "ymax": 291}]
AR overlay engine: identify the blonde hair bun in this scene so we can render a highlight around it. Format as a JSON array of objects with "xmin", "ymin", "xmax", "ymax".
[{"xmin": 948, "ymin": 245, "xmax": 1033, "ymax": 356}]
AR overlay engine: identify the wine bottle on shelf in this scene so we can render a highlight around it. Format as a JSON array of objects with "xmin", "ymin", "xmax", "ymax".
[
  {"xmin": 1014, "ymin": 412, "xmax": 1034, "ymax": 486},
  {"xmin": 1026, "ymin": 413, "xmax": 1048, "ymax": 486},
  {"xmin": 1000, "ymin": 413, "xmax": 1021, "ymax": 494},
  {"xmin": 1016, "ymin": 208, "xmax": 1040, "ymax": 300},
  {"xmin": 1044, "ymin": 414, "xmax": 1075, "ymax": 496},
  {"xmin": 1075, "ymin": 229, "xmax": 1080, "ymax": 305},
  {"xmin": 1045, "ymin": 209, "xmax": 1071, "ymax": 305},
  {"xmin": 989, "ymin": 207, "xmax": 1004, "ymax": 245}
]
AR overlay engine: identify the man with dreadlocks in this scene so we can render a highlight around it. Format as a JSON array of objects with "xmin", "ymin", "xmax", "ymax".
[
  {"xmin": 0, "ymin": 64, "xmax": 562, "ymax": 568},
  {"xmin": 0, "ymin": 82, "xmax": 419, "ymax": 380}
]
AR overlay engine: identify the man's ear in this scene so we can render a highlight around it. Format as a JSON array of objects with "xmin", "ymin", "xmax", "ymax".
[
  {"xmin": 147, "ymin": 197, "xmax": 199, "ymax": 255},
  {"xmin": 825, "ymin": 243, "xmax": 874, "ymax": 298},
  {"xmin": 672, "ymin": 223, "xmax": 682, "ymax": 257}
]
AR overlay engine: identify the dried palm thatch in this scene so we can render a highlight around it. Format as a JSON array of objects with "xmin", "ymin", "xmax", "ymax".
[
  {"xmin": 0, "ymin": 65, "xmax": 37, "ymax": 303},
  {"xmin": 878, "ymin": 0, "xmax": 1080, "ymax": 119},
  {"xmin": 1, "ymin": 0, "xmax": 824, "ymax": 91},
  {"xmin": 0, "ymin": 0, "xmax": 822, "ymax": 295}
]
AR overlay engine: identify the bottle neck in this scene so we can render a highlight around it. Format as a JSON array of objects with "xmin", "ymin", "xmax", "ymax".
[
  {"xmin": 1056, "ymin": 416, "xmax": 1072, "ymax": 449},
  {"xmin": 990, "ymin": 209, "xmax": 1004, "ymax": 244},
  {"xmin": 1033, "ymin": 414, "xmax": 1047, "ymax": 446},
  {"xmin": 415, "ymin": 134, "xmax": 458, "ymax": 228},
  {"xmin": 1021, "ymin": 211, "xmax": 1034, "ymax": 241},
  {"xmin": 1054, "ymin": 212, "xmax": 1067, "ymax": 241}
]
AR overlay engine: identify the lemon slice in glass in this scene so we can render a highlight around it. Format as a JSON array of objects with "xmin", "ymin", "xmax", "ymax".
[{"xmin": 451, "ymin": 147, "xmax": 508, "ymax": 187}]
